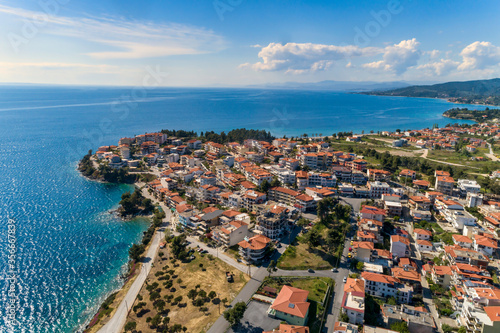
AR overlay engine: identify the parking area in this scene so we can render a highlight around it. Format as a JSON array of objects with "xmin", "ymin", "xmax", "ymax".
[{"xmin": 228, "ymin": 301, "xmax": 281, "ymax": 333}]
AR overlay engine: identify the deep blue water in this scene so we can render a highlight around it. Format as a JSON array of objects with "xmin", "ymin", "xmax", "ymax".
[{"xmin": 0, "ymin": 86, "xmax": 483, "ymax": 332}]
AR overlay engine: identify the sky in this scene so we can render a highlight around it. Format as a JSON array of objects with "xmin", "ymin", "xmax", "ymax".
[{"xmin": 0, "ymin": 0, "xmax": 500, "ymax": 86}]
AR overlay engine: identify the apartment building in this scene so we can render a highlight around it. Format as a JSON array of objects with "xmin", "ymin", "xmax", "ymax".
[
  {"xmin": 435, "ymin": 175, "xmax": 455, "ymax": 195},
  {"xmin": 341, "ymin": 278, "xmax": 365, "ymax": 325},
  {"xmin": 362, "ymin": 272, "xmax": 412, "ymax": 304},
  {"xmin": 367, "ymin": 181, "xmax": 392, "ymax": 198}
]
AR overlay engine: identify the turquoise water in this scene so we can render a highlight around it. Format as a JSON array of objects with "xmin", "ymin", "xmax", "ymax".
[{"xmin": 0, "ymin": 86, "xmax": 483, "ymax": 332}]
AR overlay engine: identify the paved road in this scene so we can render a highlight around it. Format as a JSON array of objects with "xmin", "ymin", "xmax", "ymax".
[{"xmin": 97, "ymin": 222, "xmax": 166, "ymax": 333}]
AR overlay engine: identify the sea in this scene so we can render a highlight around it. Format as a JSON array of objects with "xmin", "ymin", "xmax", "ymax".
[{"xmin": 0, "ymin": 86, "xmax": 485, "ymax": 332}]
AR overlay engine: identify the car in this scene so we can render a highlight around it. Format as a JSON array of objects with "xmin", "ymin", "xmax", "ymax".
[
  {"xmin": 350, "ymin": 241, "xmax": 353, "ymax": 245},
  {"xmin": 307, "ymin": 269, "xmax": 314, "ymax": 273},
  {"xmin": 348, "ymin": 253, "xmax": 352, "ymax": 258},
  {"xmin": 331, "ymin": 268, "xmax": 338, "ymax": 273},
  {"xmin": 343, "ymin": 277, "xmax": 347, "ymax": 283}
]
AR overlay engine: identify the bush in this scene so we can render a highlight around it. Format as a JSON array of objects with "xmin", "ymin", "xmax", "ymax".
[{"xmin": 124, "ymin": 321, "xmax": 136, "ymax": 331}]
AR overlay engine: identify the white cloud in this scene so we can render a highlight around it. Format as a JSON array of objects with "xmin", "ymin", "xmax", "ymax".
[
  {"xmin": 0, "ymin": 4, "xmax": 226, "ymax": 59},
  {"xmin": 239, "ymin": 42, "xmax": 381, "ymax": 73},
  {"xmin": 416, "ymin": 59, "xmax": 460, "ymax": 76},
  {"xmin": 458, "ymin": 41, "xmax": 500, "ymax": 70},
  {"xmin": 363, "ymin": 38, "xmax": 421, "ymax": 75}
]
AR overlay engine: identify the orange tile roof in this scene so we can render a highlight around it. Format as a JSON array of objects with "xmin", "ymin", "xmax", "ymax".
[
  {"xmin": 452, "ymin": 234, "xmax": 473, "ymax": 243},
  {"xmin": 270, "ymin": 285, "xmax": 310, "ymax": 318},
  {"xmin": 484, "ymin": 306, "xmax": 500, "ymax": 322},
  {"xmin": 361, "ymin": 272, "xmax": 398, "ymax": 284},
  {"xmin": 391, "ymin": 235, "xmax": 410, "ymax": 246},
  {"xmin": 344, "ymin": 278, "xmax": 365, "ymax": 293}
]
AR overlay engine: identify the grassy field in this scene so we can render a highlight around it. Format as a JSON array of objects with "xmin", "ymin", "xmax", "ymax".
[
  {"xmin": 259, "ymin": 276, "xmax": 334, "ymax": 333},
  {"xmin": 277, "ymin": 227, "xmax": 336, "ymax": 270},
  {"xmin": 125, "ymin": 247, "xmax": 249, "ymax": 333}
]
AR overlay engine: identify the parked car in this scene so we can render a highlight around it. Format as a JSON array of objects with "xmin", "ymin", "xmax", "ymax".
[
  {"xmin": 331, "ymin": 268, "xmax": 338, "ymax": 273},
  {"xmin": 343, "ymin": 277, "xmax": 347, "ymax": 283}
]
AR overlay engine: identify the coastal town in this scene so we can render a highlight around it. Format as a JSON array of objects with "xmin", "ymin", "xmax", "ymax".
[{"xmin": 85, "ymin": 119, "xmax": 500, "ymax": 333}]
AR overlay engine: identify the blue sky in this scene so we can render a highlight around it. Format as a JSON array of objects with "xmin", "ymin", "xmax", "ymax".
[{"xmin": 0, "ymin": 0, "xmax": 500, "ymax": 86}]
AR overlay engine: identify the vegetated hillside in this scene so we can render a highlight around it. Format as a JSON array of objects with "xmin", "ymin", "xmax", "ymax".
[
  {"xmin": 363, "ymin": 78, "xmax": 500, "ymax": 105},
  {"xmin": 443, "ymin": 107, "xmax": 500, "ymax": 122}
]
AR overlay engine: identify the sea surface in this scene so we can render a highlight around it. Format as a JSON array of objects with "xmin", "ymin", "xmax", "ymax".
[{"xmin": 0, "ymin": 86, "xmax": 485, "ymax": 332}]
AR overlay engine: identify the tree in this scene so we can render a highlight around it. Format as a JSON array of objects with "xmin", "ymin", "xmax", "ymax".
[
  {"xmin": 304, "ymin": 228, "xmax": 321, "ymax": 248},
  {"xmin": 129, "ymin": 243, "xmax": 145, "ymax": 261},
  {"xmin": 296, "ymin": 218, "xmax": 309, "ymax": 228},
  {"xmin": 223, "ymin": 301, "xmax": 247, "ymax": 326},
  {"xmin": 458, "ymin": 327, "xmax": 467, "ymax": 333},
  {"xmin": 356, "ymin": 261, "xmax": 364, "ymax": 271},
  {"xmin": 208, "ymin": 291, "xmax": 217, "ymax": 299},
  {"xmin": 390, "ymin": 321, "xmax": 410, "ymax": 333},
  {"xmin": 171, "ymin": 235, "xmax": 188, "ymax": 259},
  {"xmin": 267, "ymin": 260, "xmax": 277, "ymax": 277}
]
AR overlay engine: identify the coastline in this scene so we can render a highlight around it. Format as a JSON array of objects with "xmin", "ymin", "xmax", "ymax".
[{"xmin": 77, "ymin": 161, "xmax": 156, "ymax": 333}]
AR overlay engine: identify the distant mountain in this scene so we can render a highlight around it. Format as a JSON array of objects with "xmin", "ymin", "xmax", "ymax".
[
  {"xmin": 362, "ymin": 78, "xmax": 500, "ymax": 105},
  {"xmin": 246, "ymin": 80, "xmax": 414, "ymax": 92}
]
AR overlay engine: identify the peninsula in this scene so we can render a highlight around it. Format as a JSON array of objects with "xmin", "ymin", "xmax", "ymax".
[{"xmin": 83, "ymin": 119, "xmax": 500, "ymax": 333}]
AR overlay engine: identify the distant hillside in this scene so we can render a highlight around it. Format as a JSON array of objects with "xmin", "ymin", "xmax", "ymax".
[{"xmin": 363, "ymin": 78, "xmax": 500, "ymax": 105}]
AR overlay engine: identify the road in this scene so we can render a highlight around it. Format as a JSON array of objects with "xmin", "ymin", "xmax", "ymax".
[
  {"xmin": 486, "ymin": 143, "xmax": 499, "ymax": 161},
  {"xmin": 97, "ymin": 221, "xmax": 167, "ymax": 333}
]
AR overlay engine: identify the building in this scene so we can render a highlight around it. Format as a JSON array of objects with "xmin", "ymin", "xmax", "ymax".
[
  {"xmin": 435, "ymin": 175, "xmax": 454, "ymax": 196},
  {"xmin": 341, "ymin": 278, "xmax": 365, "ymax": 325},
  {"xmin": 238, "ymin": 235, "xmax": 271, "ymax": 263},
  {"xmin": 362, "ymin": 272, "xmax": 412, "ymax": 304},
  {"xmin": 458, "ymin": 179, "xmax": 481, "ymax": 198},
  {"xmin": 213, "ymin": 220, "xmax": 249, "ymax": 247},
  {"xmin": 360, "ymin": 206, "xmax": 387, "ymax": 222},
  {"xmin": 473, "ymin": 235, "xmax": 498, "ymax": 257},
  {"xmin": 268, "ymin": 286, "xmax": 310, "ymax": 326},
  {"xmin": 263, "ymin": 324, "xmax": 309, "ymax": 333},
  {"xmin": 381, "ymin": 304, "xmax": 435, "ymax": 333},
  {"xmin": 390, "ymin": 235, "xmax": 410, "ymax": 258},
  {"xmin": 255, "ymin": 205, "xmax": 289, "ymax": 241},
  {"xmin": 367, "ymin": 181, "xmax": 392, "ymax": 198},
  {"xmin": 431, "ymin": 266, "xmax": 453, "ymax": 288}
]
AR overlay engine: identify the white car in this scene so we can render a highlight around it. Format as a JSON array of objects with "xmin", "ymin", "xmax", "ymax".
[{"xmin": 343, "ymin": 277, "xmax": 347, "ymax": 283}]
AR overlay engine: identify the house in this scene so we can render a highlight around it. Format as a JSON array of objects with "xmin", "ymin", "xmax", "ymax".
[
  {"xmin": 413, "ymin": 228, "xmax": 432, "ymax": 241},
  {"xmin": 360, "ymin": 205, "xmax": 387, "ymax": 222},
  {"xmin": 352, "ymin": 241, "xmax": 375, "ymax": 262},
  {"xmin": 452, "ymin": 234, "xmax": 473, "ymax": 249},
  {"xmin": 390, "ymin": 235, "xmax": 410, "ymax": 258},
  {"xmin": 268, "ymin": 286, "xmax": 310, "ymax": 326},
  {"xmin": 341, "ymin": 278, "xmax": 365, "ymax": 325},
  {"xmin": 238, "ymin": 235, "xmax": 271, "ymax": 263},
  {"xmin": 263, "ymin": 324, "xmax": 309, "ymax": 333},
  {"xmin": 399, "ymin": 169, "xmax": 417, "ymax": 181},
  {"xmin": 416, "ymin": 239, "xmax": 433, "ymax": 252},
  {"xmin": 391, "ymin": 267, "xmax": 422, "ymax": 293},
  {"xmin": 413, "ymin": 179, "xmax": 430, "ymax": 189},
  {"xmin": 431, "ymin": 266, "xmax": 453, "ymax": 288},
  {"xmin": 473, "ymin": 235, "xmax": 498, "ymax": 257}
]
